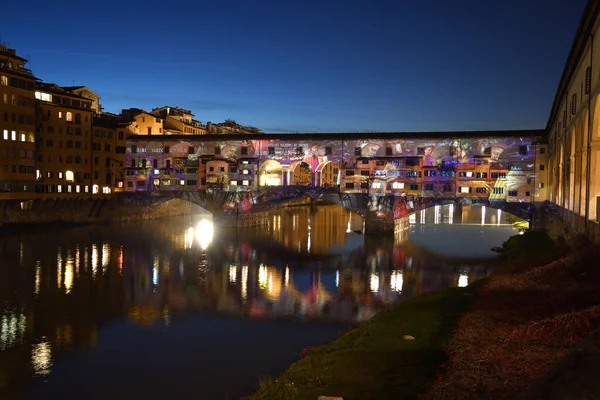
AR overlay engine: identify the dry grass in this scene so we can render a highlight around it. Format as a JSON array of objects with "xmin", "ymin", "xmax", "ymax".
[{"xmin": 425, "ymin": 242, "xmax": 600, "ymax": 400}]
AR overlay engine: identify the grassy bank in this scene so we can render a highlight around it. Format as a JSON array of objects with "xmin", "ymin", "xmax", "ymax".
[
  {"xmin": 425, "ymin": 234, "xmax": 600, "ymax": 399},
  {"xmin": 244, "ymin": 281, "xmax": 485, "ymax": 400}
]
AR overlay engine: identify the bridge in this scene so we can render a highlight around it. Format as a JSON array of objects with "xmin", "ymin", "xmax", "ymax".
[{"xmin": 118, "ymin": 187, "xmax": 538, "ymax": 234}]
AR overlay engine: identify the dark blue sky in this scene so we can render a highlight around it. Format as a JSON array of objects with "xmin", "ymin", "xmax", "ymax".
[{"xmin": 2, "ymin": 0, "xmax": 587, "ymax": 132}]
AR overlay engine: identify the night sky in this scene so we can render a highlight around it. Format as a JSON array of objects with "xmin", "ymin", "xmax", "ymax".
[{"xmin": 2, "ymin": 0, "xmax": 587, "ymax": 133}]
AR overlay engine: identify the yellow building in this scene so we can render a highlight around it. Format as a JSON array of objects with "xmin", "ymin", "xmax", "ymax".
[
  {"xmin": 0, "ymin": 45, "xmax": 37, "ymax": 200},
  {"xmin": 151, "ymin": 106, "xmax": 206, "ymax": 135},
  {"xmin": 121, "ymin": 108, "xmax": 164, "ymax": 135},
  {"xmin": 35, "ymin": 83, "xmax": 94, "ymax": 196}
]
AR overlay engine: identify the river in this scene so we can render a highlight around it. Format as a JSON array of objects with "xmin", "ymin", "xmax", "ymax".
[{"xmin": 0, "ymin": 204, "xmax": 518, "ymax": 399}]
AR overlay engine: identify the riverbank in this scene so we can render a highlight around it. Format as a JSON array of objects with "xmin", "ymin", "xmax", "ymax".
[
  {"xmin": 424, "ymin": 235, "xmax": 599, "ymax": 400},
  {"xmin": 243, "ymin": 232, "xmax": 571, "ymax": 400}
]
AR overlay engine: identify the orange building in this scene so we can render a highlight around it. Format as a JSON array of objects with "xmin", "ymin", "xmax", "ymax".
[{"xmin": 0, "ymin": 45, "xmax": 37, "ymax": 200}]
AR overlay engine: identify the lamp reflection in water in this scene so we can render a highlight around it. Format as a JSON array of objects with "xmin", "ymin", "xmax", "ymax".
[
  {"xmin": 91, "ymin": 244, "xmax": 98, "ymax": 278},
  {"xmin": 31, "ymin": 341, "xmax": 53, "ymax": 375},
  {"xmin": 196, "ymin": 219, "xmax": 214, "ymax": 250},
  {"xmin": 0, "ymin": 312, "xmax": 27, "ymax": 350},
  {"xmin": 390, "ymin": 270, "xmax": 403, "ymax": 292},
  {"xmin": 481, "ymin": 206, "xmax": 486, "ymax": 226},
  {"xmin": 229, "ymin": 265, "xmax": 237, "ymax": 283},
  {"xmin": 458, "ymin": 274, "xmax": 469, "ymax": 287},
  {"xmin": 370, "ymin": 273, "xmax": 379, "ymax": 293},
  {"xmin": 449, "ymin": 203, "xmax": 454, "ymax": 224},
  {"xmin": 241, "ymin": 265, "xmax": 248, "ymax": 301}
]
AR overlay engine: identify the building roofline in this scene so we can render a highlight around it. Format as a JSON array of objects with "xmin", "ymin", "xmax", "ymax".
[
  {"xmin": 545, "ymin": 0, "xmax": 600, "ymax": 131},
  {"xmin": 126, "ymin": 129, "xmax": 544, "ymax": 142}
]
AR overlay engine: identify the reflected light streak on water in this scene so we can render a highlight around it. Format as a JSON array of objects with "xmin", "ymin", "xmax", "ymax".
[
  {"xmin": 56, "ymin": 247, "xmax": 63, "ymax": 289},
  {"xmin": 258, "ymin": 264, "xmax": 268, "ymax": 290},
  {"xmin": 390, "ymin": 270, "xmax": 403, "ymax": 292},
  {"xmin": 31, "ymin": 341, "xmax": 52, "ymax": 376},
  {"xmin": 434, "ymin": 205, "xmax": 440, "ymax": 224},
  {"xmin": 335, "ymin": 270, "xmax": 339, "ymax": 288},
  {"xmin": 34, "ymin": 262, "xmax": 41, "ymax": 295},
  {"xmin": 64, "ymin": 256, "xmax": 74, "ymax": 294},
  {"xmin": 0, "ymin": 312, "xmax": 27, "ymax": 350},
  {"xmin": 449, "ymin": 203, "xmax": 454, "ymax": 224},
  {"xmin": 458, "ymin": 274, "xmax": 469, "ymax": 287},
  {"xmin": 481, "ymin": 206, "xmax": 486, "ymax": 226},
  {"xmin": 118, "ymin": 246, "xmax": 124, "ymax": 275},
  {"xmin": 284, "ymin": 266, "xmax": 290, "ymax": 287},
  {"xmin": 497, "ymin": 209, "xmax": 502, "ymax": 226},
  {"xmin": 75, "ymin": 246, "xmax": 80, "ymax": 277},
  {"xmin": 91, "ymin": 244, "xmax": 98, "ymax": 278},
  {"xmin": 102, "ymin": 243, "xmax": 111, "ymax": 272},
  {"xmin": 229, "ymin": 265, "xmax": 237, "ymax": 283},
  {"xmin": 370, "ymin": 273, "xmax": 379, "ymax": 293},
  {"xmin": 241, "ymin": 265, "xmax": 248, "ymax": 301}
]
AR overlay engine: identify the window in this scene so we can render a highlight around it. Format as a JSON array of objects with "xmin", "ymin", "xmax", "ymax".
[
  {"xmin": 66, "ymin": 112, "xmax": 72, "ymax": 122},
  {"xmin": 325, "ymin": 146, "xmax": 332, "ymax": 155},
  {"xmin": 459, "ymin": 171, "xmax": 474, "ymax": 178},
  {"xmin": 539, "ymin": 165, "xmax": 545, "ymax": 171},
  {"xmin": 424, "ymin": 184, "xmax": 434, "ymax": 190},
  {"xmin": 354, "ymin": 147, "xmax": 361, "ymax": 156},
  {"xmin": 417, "ymin": 147, "xmax": 425, "ymax": 155},
  {"xmin": 540, "ymin": 147, "xmax": 546, "ymax": 154},
  {"xmin": 459, "ymin": 187, "xmax": 470, "ymax": 193},
  {"xmin": 508, "ymin": 190, "xmax": 518, "ymax": 196},
  {"xmin": 361, "ymin": 170, "xmax": 369, "ymax": 176},
  {"xmin": 392, "ymin": 182, "xmax": 405, "ymax": 189},
  {"xmin": 242, "ymin": 180, "xmax": 249, "ymax": 186},
  {"xmin": 2, "ymin": 129, "xmax": 7, "ymax": 140},
  {"xmin": 491, "ymin": 172, "xmax": 507, "ymax": 179},
  {"xmin": 239, "ymin": 146, "xmax": 247, "ymax": 155},
  {"xmin": 147, "ymin": 127, "xmax": 152, "ymax": 134},
  {"xmin": 539, "ymin": 183, "xmax": 545, "ymax": 189},
  {"xmin": 186, "ymin": 180, "xmax": 197, "ymax": 186},
  {"xmin": 360, "ymin": 182, "xmax": 369, "ymax": 189},
  {"xmin": 231, "ymin": 180, "xmax": 238, "ymax": 186},
  {"xmin": 131, "ymin": 145, "xmax": 137, "ymax": 153},
  {"xmin": 65, "ymin": 171, "xmax": 74, "ymax": 181},
  {"xmin": 493, "ymin": 187, "xmax": 505, "ymax": 195},
  {"xmin": 386, "ymin": 147, "xmax": 393, "ymax": 156},
  {"xmin": 164, "ymin": 146, "xmax": 170, "ymax": 153},
  {"xmin": 346, "ymin": 170, "xmax": 354, "ymax": 176},
  {"xmin": 345, "ymin": 182, "xmax": 354, "ymax": 189},
  {"xmin": 75, "ymin": 113, "xmax": 81, "ymax": 124},
  {"xmin": 371, "ymin": 182, "xmax": 383, "ymax": 189},
  {"xmin": 295, "ymin": 147, "xmax": 303, "ymax": 156},
  {"xmin": 443, "ymin": 183, "xmax": 452, "ymax": 192},
  {"xmin": 476, "ymin": 187, "xmax": 487, "ymax": 193},
  {"xmin": 526, "ymin": 191, "xmax": 531, "ymax": 196},
  {"xmin": 57, "ymin": 185, "xmax": 62, "ymax": 193},
  {"xmin": 268, "ymin": 146, "xmax": 275, "ymax": 155},
  {"xmin": 214, "ymin": 147, "xmax": 221, "ymax": 155},
  {"xmin": 188, "ymin": 146, "xmax": 194, "ymax": 154},
  {"xmin": 409, "ymin": 184, "xmax": 418, "ymax": 191},
  {"xmin": 242, "ymin": 169, "xmax": 249, "ymax": 175},
  {"xmin": 220, "ymin": 167, "xmax": 225, "ymax": 172},
  {"xmin": 11, "ymin": 130, "xmax": 16, "ymax": 141}
]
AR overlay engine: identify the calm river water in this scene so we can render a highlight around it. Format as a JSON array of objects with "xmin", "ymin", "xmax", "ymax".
[{"xmin": 0, "ymin": 204, "xmax": 517, "ymax": 399}]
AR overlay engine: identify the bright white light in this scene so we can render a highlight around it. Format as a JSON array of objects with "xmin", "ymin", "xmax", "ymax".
[
  {"xmin": 335, "ymin": 270, "xmax": 339, "ymax": 288},
  {"xmin": 420, "ymin": 209, "xmax": 426, "ymax": 224},
  {"xmin": 92, "ymin": 184, "xmax": 99, "ymax": 194},
  {"xmin": 195, "ymin": 219, "xmax": 214, "ymax": 250},
  {"xmin": 91, "ymin": 244, "xmax": 98, "ymax": 278},
  {"xmin": 434, "ymin": 205, "xmax": 440, "ymax": 224},
  {"xmin": 481, "ymin": 206, "xmax": 486, "ymax": 226},
  {"xmin": 370, "ymin": 273, "xmax": 379, "ymax": 293},
  {"xmin": 409, "ymin": 214, "xmax": 416, "ymax": 224},
  {"xmin": 35, "ymin": 263, "xmax": 41, "ymax": 295},
  {"xmin": 65, "ymin": 170, "xmax": 74, "ymax": 182},
  {"xmin": 449, "ymin": 203, "xmax": 454, "ymax": 224},
  {"xmin": 57, "ymin": 248, "xmax": 63, "ymax": 289},
  {"xmin": 102, "ymin": 243, "xmax": 110, "ymax": 271},
  {"xmin": 154, "ymin": 169, "xmax": 159, "ymax": 175},
  {"xmin": 497, "ymin": 209, "xmax": 502, "ymax": 226},
  {"xmin": 241, "ymin": 265, "xmax": 248, "ymax": 300},
  {"xmin": 285, "ymin": 266, "xmax": 290, "ymax": 287},
  {"xmin": 31, "ymin": 341, "xmax": 52, "ymax": 375},
  {"xmin": 390, "ymin": 270, "xmax": 403, "ymax": 292},
  {"xmin": 64, "ymin": 259, "xmax": 73, "ymax": 294},
  {"xmin": 229, "ymin": 265, "xmax": 237, "ymax": 283},
  {"xmin": 458, "ymin": 274, "xmax": 469, "ymax": 287},
  {"xmin": 258, "ymin": 264, "xmax": 268, "ymax": 289}
]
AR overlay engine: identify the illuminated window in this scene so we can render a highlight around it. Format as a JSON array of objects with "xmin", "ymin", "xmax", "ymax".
[
  {"xmin": 459, "ymin": 187, "xmax": 470, "ymax": 193},
  {"xmin": 493, "ymin": 187, "xmax": 504, "ymax": 194},
  {"xmin": 153, "ymin": 179, "xmax": 159, "ymax": 186},
  {"xmin": 243, "ymin": 169, "xmax": 249, "ymax": 175},
  {"xmin": 0, "ymin": 75, "xmax": 7, "ymax": 85},
  {"xmin": 371, "ymin": 182, "xmax": 383, "ymax": 189},
  {"xmin": 162, "ymin": 180, "xmax": 171, "ymax": 185},
  {"xmin": 242, "ymin": 161, "xmax": 249, "ymax": 165},
  {"xmin": 76, "ymin": 185, "xmax": 81, "ymax": 193},
  {"xmin": 34, "ymin": 92, "xmax": 52, "ymax": 102},
  {"xmin": 65, "ymin": 170, "xmax": 74, "ymax": 182},
  {"xmin": 11, "ymin": 130, "xmax": 16, "ymax": 141},
  {"xmin": 92, "ymin": 184, "xmax": 99, "ymax": 194},
  {"xmin": 84, "ymin": 186, "xmax": 89, "ymax": 193},
  {"xmin": 58, "ymin": 111, "xmax": 62, "ymax": 119},
  {"xmin": 180, "ymin": 180, "xmax": 185, "ymax": 185},
  {"xmin": 465, "ymin": 172, "xmax": 473, "ymax": 177},
  {"xmin": 231, "ymin": 181, "xmax": 238, "ymax": 186},
  {"xmin": 66, "ymin": 112, "xmax": 72, "ymax": 122},
  {"xmin": 67, "ymin": 185, "xmax": 72, "ymax": 193},
  {"xmin": 242, "ymin": 180, "xmax": 249, "ymax": 186},
  {"xmin": 36, "ymin": 170, "xmax": 41, "ymax": 179},
  {"xmin": 2, "ymin": 130, "xmax": 7, "ymax": 140},
  {"xmin": 58, "ymin": 172, "xmax": 63, "ymax": 179},
  {"xmin": 102, "ymin": 186, "xmax": 111, "ymax": 194},
  {"xmin": 392, "ymin": 182, "xmax": 404, "ymax": 189},
  {"xmin": 57, "ymin": 185, "xmax": 63, "ymax": 193},
  {"xmin": 117, "ymin": 181, "xmax": 124, "ymax": 188}
]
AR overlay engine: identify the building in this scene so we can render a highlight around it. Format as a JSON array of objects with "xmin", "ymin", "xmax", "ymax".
[
  {"xmin": 206, "ymin": 120, "xmax": 262, "ymax": 135},
  {"xmin": 121, "ymin": 108, "xmax": 164, "ymax": 135},
  {"xmin": 546, "ymin": 0, "xmax": 600, "ymax": 227},
  {"xmin": 0, "ymin": 45, "xmax": 37, "ymax": 200},
  {"xmin": 151, "ymin": 106, "xmax": 206, "ymax": 135},
  {"xmin": 61, "ymin": 86, "xmax": 102, "ymax": 114},
  {"xmin": 92, "ymin": 113, "xmax": 128, "ymax": 193},
  {"xmin": 34, "ymin": 82, "xmax": 95, "ymax": 196}
]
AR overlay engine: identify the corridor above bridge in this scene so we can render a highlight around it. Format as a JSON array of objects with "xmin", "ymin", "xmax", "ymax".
[{"xmin": 124, "ymin": 129, "xmax": 548, "ymax": 207}]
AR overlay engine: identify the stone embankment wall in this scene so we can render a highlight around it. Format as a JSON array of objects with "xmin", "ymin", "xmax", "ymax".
[{"xmin": 0, "ymin": 196, "xmax": 208, "ymax": 227}]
